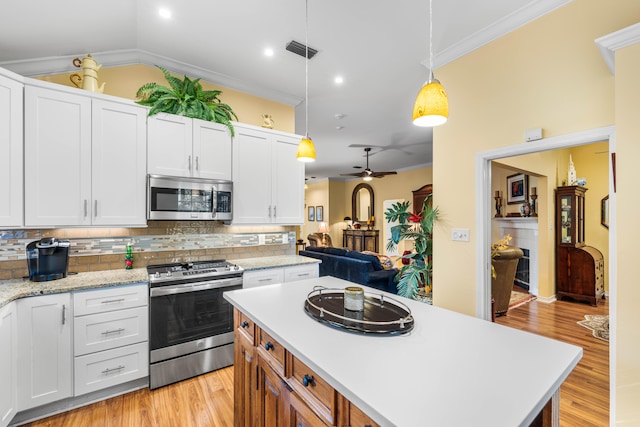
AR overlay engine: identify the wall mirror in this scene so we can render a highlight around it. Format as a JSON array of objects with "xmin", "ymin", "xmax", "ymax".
[
  {"xmin": 601, "ymin": 195, "xmax": 609, "ymax": 229},
  {"xmin": 352, "ymin": 183, "xmax": 374, "ymax": 226}
]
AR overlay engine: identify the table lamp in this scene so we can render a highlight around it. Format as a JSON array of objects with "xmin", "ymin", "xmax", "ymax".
[
  {"xmin": 317, "ymin": 222, "xmax": 330, "ymax": 246},
  {"xmin": 343, "ymin": 216, "xmax": 352, "ymax": 229}
]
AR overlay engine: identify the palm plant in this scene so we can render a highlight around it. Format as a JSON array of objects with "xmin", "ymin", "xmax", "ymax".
[
  {"xmin": 384, "ymin": 194, "xmax": 438, "ymax": 299},
  {"xmin": 136, "ymin": 66, "xmax": 238, "ymax": 136}
]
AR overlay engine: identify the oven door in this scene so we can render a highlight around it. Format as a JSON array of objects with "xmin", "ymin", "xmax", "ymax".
[{"xmin": 149, "ymin": 277, "xmax": 242, "ymax": 363}]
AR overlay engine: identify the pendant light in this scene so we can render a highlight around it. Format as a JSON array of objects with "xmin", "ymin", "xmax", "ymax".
[
  {"xmin": 296, "ymin": 0, "xmax": 316, "ymax": 162},
  {"xmin": 412, "ymin": 0, "xmax": 448, "ymax": 127}
]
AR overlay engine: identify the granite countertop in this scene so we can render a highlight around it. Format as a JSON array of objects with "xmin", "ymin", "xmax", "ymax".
[
  {"xmin": 230, "ymin": 255, "xmax": 320, "ymax": 271},
  {"xmin": 0, "ymin": 255, "xmax": 319, "ymax": 309},
  {"xmin": 0, "ymin": 268, "xmax": 149, "ymax": 309}
]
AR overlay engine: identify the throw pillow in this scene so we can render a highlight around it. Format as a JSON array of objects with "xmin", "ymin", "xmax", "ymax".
[
  {"xmin": 345, "ymin": 251, "xmax": 383, "ymax": 271},
  {"xmin": 362, "ymin": 251, "xmax": 394, "ymax": 270}
]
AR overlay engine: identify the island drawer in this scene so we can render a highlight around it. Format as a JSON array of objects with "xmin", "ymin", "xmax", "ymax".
[
  {"xmin": 289, "ymin": 354, "xmax": 337, "ymax": 425},
  {"xmin": 257, "ymin": 328, "xmax": 285, "ymax": 375},
  {"xmin": 349, "ymin": 401, "xmax": 380, "ymax": 427},
  {"xmin": 235, "ymin": 308, "xmax": 255, "ymax": 344}
]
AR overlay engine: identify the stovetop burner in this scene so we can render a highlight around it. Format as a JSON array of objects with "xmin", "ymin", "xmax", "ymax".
[{"xmin": 147, "ymin": 259, "xmax": 244, "ymax": 286}]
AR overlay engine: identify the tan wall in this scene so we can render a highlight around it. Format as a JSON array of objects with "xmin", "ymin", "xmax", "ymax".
[
  {"xmin": 36, "ymin": 63, "xmax": 295, "ymax": 132},
  {"xmin": 302, "ymin": 180, "xmax": 330, "ymax": 243},
  {"xmin": 615, "ymin": 40, "xmax": 640, "ymax": 423}
]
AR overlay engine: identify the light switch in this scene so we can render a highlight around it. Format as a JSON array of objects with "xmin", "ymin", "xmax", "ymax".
[{"xmin": 451, "ymin": 228, "xmax": 470, "ymax": 242}]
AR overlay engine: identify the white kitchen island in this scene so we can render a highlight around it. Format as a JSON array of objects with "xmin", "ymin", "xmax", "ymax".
[{"xmin": 224, "ymin": 276, "xmax": 582, "ymax": 427}]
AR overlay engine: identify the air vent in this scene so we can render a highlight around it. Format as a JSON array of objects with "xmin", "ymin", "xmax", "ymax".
[{"xmin": 286, "ymin": 40, "xmax": 318, "ymax": 59}]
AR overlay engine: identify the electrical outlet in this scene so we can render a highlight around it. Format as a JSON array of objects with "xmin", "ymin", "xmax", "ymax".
[{"xmin": 451, "ymin": 228, "xmax": 470, "ymax": 242}]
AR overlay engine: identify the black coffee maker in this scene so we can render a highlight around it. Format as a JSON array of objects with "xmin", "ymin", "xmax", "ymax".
[{"xmin": 26, "ymin": 238, "xmax": 70, "ymax": 282}]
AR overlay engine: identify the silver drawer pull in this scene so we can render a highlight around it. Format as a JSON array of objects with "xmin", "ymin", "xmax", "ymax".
[
  {"xmin": 101, "ymin": 298, "xmax": 125, "ymax": 304},
  {"xmin": 101, "ymin": 328, "xmax": 125, "ymax": 336},
  {"xmin": 297, "ymin": 273, "xmax": 310, "ymax": 277},
  {"xmin": 101, "ymin": 365, "xmax": 125, "ymax": 375},
  {"xmin": 258, "ymin": 278, "xmax": 273, "ymax": 282}
]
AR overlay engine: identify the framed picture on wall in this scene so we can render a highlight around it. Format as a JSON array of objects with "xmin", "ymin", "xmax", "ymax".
[
  {"xmin": 507, "ymin": 173, "xmax": 528, "ymax": 204},
  {"xmin": 315, "ymin": 206, "xmax": 323, "ymax": 222},
  {"xmin": 308, "ymin": 206, "xmax": 315, "ymax": 221}
]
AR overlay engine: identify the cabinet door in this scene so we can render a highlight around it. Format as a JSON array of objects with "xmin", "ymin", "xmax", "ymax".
[
  {"xmin": 147, "ymin": 113, "xmax": 193, "ymax": 177},
  {"xmin": 256, "ymin": 354, "xmax": 288, "ymax": 427},
  {"xmin": 232, "ymin": 126, "xmax": 272, "ymax": 224},
  {"xmin": 193, "ymin": 119, "xmax": 231, "ymax": 180},
  {"xmin": 234, "ymin": 331, "xmax": 256, "ymax": 427},
  {"xmin": 243, "ymin": 268, "xmax": 285, "ymax": 289},
  {"xmin": 272, "ymin": 135, "xmax": 304, "ymax": 225},
  {"xmin": 17, "ymin": 293, "xmax": 72, "ymax": 410},
  {"xmin": 0, "ymin": 303, "xmax": 17, "ymax": 427},
  {"xmin": 0, "ymin": 73, "xmax": 23, "ymax": 228},
  {"xmin": 24, "ymin": 86, "xmax": 91, "ymax": 226},
  {"xmin": 91, "ymin": 99, "xmax": 147, "ymax": 226}
]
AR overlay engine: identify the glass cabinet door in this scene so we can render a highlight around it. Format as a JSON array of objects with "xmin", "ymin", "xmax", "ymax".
[{"xmin": 560, "ymin": 195, "xmax": 572, "ymax": 244}]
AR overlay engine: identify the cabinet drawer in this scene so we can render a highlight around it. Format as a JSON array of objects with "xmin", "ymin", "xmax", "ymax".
[
  {"xmin": 243, "ymin": 268, "xmax": 285, "ymax": 288},
  {"xmin": 349, "ymin": 401, "xmax": 380, "ymax": 427},
  {"xmin": 74, "ymin": 284, "xmax": 147, "ymax": 316},
  {"xmin": 74, "ymin": 306, "xmax": 148, "ymax": 356},
  {"xmin": 257, "ymin": 328, "xmax": 285, "ymax": 376},
  {"xmin": 289, "ymin": 355, "xmax": 336, "ymax": 424},
  {"xmin": 74, "ymin": 341, "xmax": 148, "ymax": 396},
  {"xmin": 235, "ymin": 309, "xmax": 255, "ymax": 344},
  {"xmin": 289, "ymin": 391, "xmax": 329, "ymax": 427},
  {"xmin": 284, "ymin": 264, "xmax": 319, "ymax": 282}
]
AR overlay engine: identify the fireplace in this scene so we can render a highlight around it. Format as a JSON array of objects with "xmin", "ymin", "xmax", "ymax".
[{"xmin": 495, "ymin": 218, "xmax": 538, "ymax": 296}]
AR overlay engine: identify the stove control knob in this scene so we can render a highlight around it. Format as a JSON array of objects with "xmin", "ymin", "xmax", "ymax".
[
  {"xmin": 167, "ymin": 271, "xmax": 172, "ymax": 277},
  {"xmin": 154, "ymin": 272, "xmax": 161, "ymax": 279},
  {"xmin": 234, "ymin": 265, "xmax": 239, "ymax": 270}
]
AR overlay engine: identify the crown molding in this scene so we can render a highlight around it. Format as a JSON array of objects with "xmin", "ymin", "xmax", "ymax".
[
  {"xmin": 595, "ymin": 23, "xmax": 640, "ymax": 75},
  {"xmin": 434, "ymin": 0, "xmax": 573, "ymax": 68},
  {"xmin": 0, "ymin": 49, "xmax": 303, "ymax": 106}
]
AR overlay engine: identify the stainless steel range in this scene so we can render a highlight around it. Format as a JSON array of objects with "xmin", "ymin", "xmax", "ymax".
[{"xmin": 148, "ymin": 260, "xmax": 243, "ymax": 389}]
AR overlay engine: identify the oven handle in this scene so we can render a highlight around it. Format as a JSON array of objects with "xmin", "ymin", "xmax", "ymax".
[{"xmin": 150, "ymin": 277, "xmax": 242, "ymax": 297}]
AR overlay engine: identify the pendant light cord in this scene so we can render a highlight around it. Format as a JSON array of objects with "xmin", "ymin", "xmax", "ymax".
[
  {"xmin": 305, "ymin": 0, "xmax": 309, "ymax": 138},
  {"xmin": 429, "ymin": 0, "xmax": 433, "ymax": 78}
]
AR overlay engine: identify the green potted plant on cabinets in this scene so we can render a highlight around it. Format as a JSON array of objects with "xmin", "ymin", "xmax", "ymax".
[
  {"xmin": 384, "ymin": 194, "xmax": 438, "ymax": 299},
  {"xmin": 136, "ymin": 66, "xmax": 238, "ymax": 136}
]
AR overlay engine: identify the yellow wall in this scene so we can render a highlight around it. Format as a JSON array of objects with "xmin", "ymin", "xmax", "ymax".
[
  {"xmin": 36, "ymin": 63, "xmax": 295, "ymax": 132},
  {"xmin": 302, "ymin": 180, "xmax": 330, "ymax": 243},
  {"xmin": 614, "ymin": 40, "xmax": 640, "ymax": 424}
]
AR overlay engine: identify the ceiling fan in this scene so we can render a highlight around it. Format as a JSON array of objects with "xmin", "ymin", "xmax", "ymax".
[{"xmin": 340, "ymin": 148, "xmax": 398, "ymax": 181}]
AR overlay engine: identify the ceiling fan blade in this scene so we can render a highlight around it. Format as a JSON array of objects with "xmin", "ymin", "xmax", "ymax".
[
  {"xmin": 340, "ymin": 172, "xmax": 365, "ymax": 177},
  {"xmin": 371, "ymin": 171, "xmax": 398, "ymax": 178}
]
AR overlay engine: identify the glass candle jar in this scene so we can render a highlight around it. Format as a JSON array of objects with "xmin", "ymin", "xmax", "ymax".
[{"xmin": 344, "ymin": 286, "xmax": 365, "ymax": 312}]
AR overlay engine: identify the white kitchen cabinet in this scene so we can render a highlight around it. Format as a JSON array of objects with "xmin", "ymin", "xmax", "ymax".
[
  {"xmin": 148, "ymin": 114, "xmax": 231, "ymax": 180},
  {"xmin": 91, "ymin": 99, "xmax": 147, "ymax": 226},
  {"xmin": 243, "ymin": 263, "xmax": 318, "ymax": 288},
  {"xmin": 17, "ymin": 293, "xmax": 72, "ymax": 411},
  {"xmin": 73, "ymin": 284, "xmax": 148, "ymax": 396},
  {"xmin": 232, "ymin": 123, "xmax": 304, "ymax": 225},
  {"xmin": 24, "ymin": 84, "xmax": 147, "ymax": 227},
  {"xmin": 0, "ymin": 70, "xmax": 23, "ymax": 228},
  {"xmin": 0, "ymin": 302, "xmax": 17, "ymax": 427}
]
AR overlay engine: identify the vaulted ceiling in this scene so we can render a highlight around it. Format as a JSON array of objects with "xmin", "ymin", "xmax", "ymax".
[{"xmin": 0, "ymin": 0, "xmax": 572, "ymax": 181}]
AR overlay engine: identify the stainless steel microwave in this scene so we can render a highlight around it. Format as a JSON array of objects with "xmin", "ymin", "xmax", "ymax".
[{"xmin": 147, "ymin": 175, "xmax": 233, "ymax": 221}]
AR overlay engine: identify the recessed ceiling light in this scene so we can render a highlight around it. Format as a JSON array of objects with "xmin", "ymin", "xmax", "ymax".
[
  {"xmin": 336, "ymin": 126, "xmax": 344, "ymax": 131},
  {"xmin": 334, "ymin": 76, "xmax": 344, "ymax": 84},
  {"xmin": 159, "ymin": 8, "xmax": 171, "ymax": 19},
  {"xmin": 334, "ymin": 113, "xmax": 346, "ymax": 120},
  {"xmin": 264, "ymin": 48, "xmax": 274, "ymax": 57}
]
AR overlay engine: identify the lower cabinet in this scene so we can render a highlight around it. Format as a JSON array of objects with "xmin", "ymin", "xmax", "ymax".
[
  {"xmin": 243, "ymin": 263, "xmax": 319, "ymax": 289},
  {"xmin": 0, "ymin": 302, "xmax": 17, "ymax": 427},
  {"xmin": 17, "ymin": 293, "xmax": 73, "ymax": 411},
  {"xmin": 233, "ymin": 307, "xmax": 380, "ymax": 427}
]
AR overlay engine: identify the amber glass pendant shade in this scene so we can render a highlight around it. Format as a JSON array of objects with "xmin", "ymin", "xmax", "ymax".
[
  {"xmin": 412, "ymin": 78, "xmax": 448, "ymax": 127},
  {"xmin": 296, "ymin": 136, "xmax": 316, "ymax": 162}
]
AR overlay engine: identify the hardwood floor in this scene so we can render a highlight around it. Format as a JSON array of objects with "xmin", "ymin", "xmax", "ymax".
[
  {"xmin": 496, "ymin": 297, "xmax": 609, "ymax": 427},
  {"xmin": 22, "ymin": 297, "xmax": 609, "ymax": 427}
]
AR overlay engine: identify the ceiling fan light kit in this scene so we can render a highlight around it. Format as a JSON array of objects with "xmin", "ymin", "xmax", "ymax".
[
  {"xmin": 413, "ymin": 0, "xmax": 449, "ymax": 128},
  {"xmin": 297, "ymin": 0, "xmax": 316, "ymax": 162},
  {"xmin": 340, "ymin": 147, "xmax": 398, "ymax": 180}
]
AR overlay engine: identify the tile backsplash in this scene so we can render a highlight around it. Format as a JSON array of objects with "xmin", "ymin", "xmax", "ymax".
[{"xmin": 0, "ymin": 221, "xmax": 297, "ymax": 279}]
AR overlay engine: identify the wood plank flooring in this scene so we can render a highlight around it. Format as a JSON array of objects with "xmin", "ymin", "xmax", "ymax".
[
  {"xmin": 497, "ymin": 297, "xmax": 610, "ymax": 427},
  {"xmin": 21, "ymin": 297, "xmax": 609, "ymax": 427}
]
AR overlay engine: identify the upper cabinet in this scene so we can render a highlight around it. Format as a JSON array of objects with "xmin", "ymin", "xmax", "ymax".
[
  {"xmin": 232, "ymin": 124, "xmax": 304, "ymax": 225},
  {"xmin": 24, "ymin": 84, "xmax": 147, "ymax": 227},
  {"xmin": 0, "ymin": 70, "xmax": 24, "ymax": 228},
  {"xmin": 147, "ymin": 114, "xmax": 232, "ymax": 181}
]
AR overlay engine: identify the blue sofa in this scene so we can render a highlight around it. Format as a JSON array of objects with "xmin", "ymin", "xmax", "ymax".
[{"xmin": 299, "ymin": 246, "xmax": 398, "ymax": 294}]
